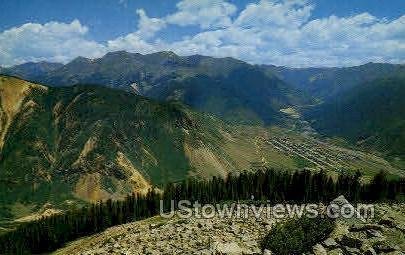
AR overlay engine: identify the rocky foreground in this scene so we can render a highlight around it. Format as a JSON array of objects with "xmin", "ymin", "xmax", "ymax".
[{"xmin": 54, "ymin": 203, "xmax": 405, "ymax": 255}]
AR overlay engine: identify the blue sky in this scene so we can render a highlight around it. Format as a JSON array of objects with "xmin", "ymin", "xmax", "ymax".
[{"xmin": 0, "ymin": 0, "xmax": 404, "ymax": 67}]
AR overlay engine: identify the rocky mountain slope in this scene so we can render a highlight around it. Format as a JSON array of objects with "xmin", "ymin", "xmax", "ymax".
[{"xmin": 53, "ymin": 202, "xmax": 405, "ymax": 255}]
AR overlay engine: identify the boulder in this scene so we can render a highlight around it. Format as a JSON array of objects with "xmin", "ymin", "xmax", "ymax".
[
  {"xmin": 329, "ymin": 195, "xmax": 365, "ymax": 222},
  {"xmin": 149, "ymin": 222, "xmax": 165, "ymax": 229},
  {"xmin": 263, "ymin": 249, "xmax": 272, "ymax": 255},
  {"xmin": 312, "ymin": 244, "xmax": 327, "ymax": 255},
  {"xmin": 323, "ymin": 238, "xmax": 338, "ymax": 248},
  {"xmin": 330, "ymin": 195, "xmax": 350, "ymax": 207},
  {"xmin": 211, "ymin": 241, "xmax": 244, "ymax": 255}
]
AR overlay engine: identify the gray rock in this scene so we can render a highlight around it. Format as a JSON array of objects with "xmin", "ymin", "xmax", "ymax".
[
  {"xmin": 263, "ymin": 249, "xmax": 272, "ymax": 255},
  {"xmin": 149, "ymin": 222, "xmax": 164, "ymax": 229},
  {"xmin": 329, "ymin": 195, "xmax": 365, "ymax": 222},
  {"xmin": 323, "ymin": 238, "xmax": 338, "ymax": 248},
  {"xmin": 211, "ymin": 241, "xmax": 244, "ymax": 255},
  {"xmin": 327, "ymin": 248, "xmax": 344, "ymax": 255},
  {"xmin": 312, "ymin": 244, "xmax": 327, "ymax": 255},
  {"xmin": 330, "ymin": 195, "xmax": 350, "ymax": 207}
]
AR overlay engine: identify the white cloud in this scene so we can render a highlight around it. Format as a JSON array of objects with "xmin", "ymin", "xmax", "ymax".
[
  {"xmin": 106, "ymin": 9, "xmax": 166, "ymax": 53},
  {"xmin": 166, "ymin": 0, "xmax": 237, "ymax": 29},
  {"xmin": 162, "ymin": 0, "xmax": 405, "ymax": 67},
  {"xmin": 135, "ymin": 9, "xmax": 166, "ymax": 39},
  {"xmin": 118, "ymin": 0, "xmax": 127, "ymax": 6},
  {"xmin": 107, "ymin": 33, "xmax": 163, "ymax": 54},
  {"xmin": 235, "ymin": 0, "xmax": 313, "ymax": 29},
  {"xmin": 0, "ymin": 20, "xmax": 106, "ymax": 66},
  {"xmin": 1, "ymin": 0, "xmax": 405, "ymax": 67}
]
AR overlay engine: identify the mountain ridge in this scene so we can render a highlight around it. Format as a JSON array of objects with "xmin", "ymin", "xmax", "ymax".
[
  {"xmin": 305, "ymin": 76, "xmax": 405, "ymax": 164},
  {"xmin": 0, "ymin": 75, "xmax": 401, "ymax": 228},
  {"xmin": 262, "ymin": 62, "xmax": 405, "ymax": 100},
  {"xmin": 1, "ymin": 51, "xmax": 308, "ymax": 125}
]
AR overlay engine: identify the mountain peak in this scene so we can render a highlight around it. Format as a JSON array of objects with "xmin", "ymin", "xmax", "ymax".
[
  {"xmin": 103, "ymin": 50, "xmax": 135, "ymax": 58},
  {"xmin": 150, "ymin": 51, "xmax": 177, "ymax": 57},
  {"xmin": 70, "ymin": 56, "xmax": 92, "ymax": 64}
]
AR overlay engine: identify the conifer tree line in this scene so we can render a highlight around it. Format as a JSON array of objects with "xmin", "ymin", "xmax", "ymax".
[{"xmin": 0, "ymin": 168, "xmax": 403, "ymax": 254}]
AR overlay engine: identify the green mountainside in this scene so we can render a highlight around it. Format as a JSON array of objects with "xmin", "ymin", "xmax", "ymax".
[
  {"xmin": 0, "ymin": 75, "xmax": 400, "ymax": 228},
  {"xmin": 0, "ymin": 75, "xmax": 305, "ymax": 225},
  {"xmin": 263, "ymin": 63, "xmax": 405, "ymax": 100},
  {"xmin": 305, "ymin": 77, "xmax": 405, "ymax": 163}
]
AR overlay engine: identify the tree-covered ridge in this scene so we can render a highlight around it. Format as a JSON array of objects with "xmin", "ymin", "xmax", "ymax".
[
  {"xmin": 263, "ymin": 63, "xmax": 405, "ymax": 100},
  {"xmin": 0, "ymin": 168, "xmax": 403, "ymax": 254},
  {"xmin": 305, "ymin": 77, "xmax": 405, "ymax": 160},
  {"xmin": 0, "ymin": 75, "xmax": 223, "ymax": 219}
]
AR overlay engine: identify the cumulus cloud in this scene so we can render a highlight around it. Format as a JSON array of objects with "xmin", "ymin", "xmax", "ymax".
[
  {"xmin": 136, "ymin": 9, "xmax": 166, "ymax": 39},
  {"xmin": 235, "ymin": 0, "xmax": 313, "ymax": 29},
  {"xmin": 0, "ymin": 20, "xmax": 106, "ymax": 66},
  {"xmin": 106, "ymin": 9, "xmax": 166, "ymax": 53},
  {"xmin": 166, "ymin": 0, "xmax": 237, "ymax": 29},
  {"xmin": 1, "ymin": 0, "xmax": 405, "ymax": 67},
  {"xmin": 163, "ymin": 0, "xmax": 405, "ymax": 66}
]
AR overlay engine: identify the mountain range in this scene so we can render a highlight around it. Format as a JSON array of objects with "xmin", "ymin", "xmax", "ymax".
[
  {"xmin": 305, "ymin": 77, "xmax": 405, "ymax": 161},
  {"xmin": 1, "ymin": 51, "xmax": 309, "ymax": 125},
  {"xmin": 1, "ymin": 74, "xmax": 400, "ymax": 227},
  {"xmin": 1, "ymin": 52, "xmax": 405, "ymax": 227},
  {"xmin": 263, "ymin": 63, "xmax": 405, "ymax": 100},
  {"xmin": 2, "ymin": 53, "xmax": 405, "ymax": 160}
]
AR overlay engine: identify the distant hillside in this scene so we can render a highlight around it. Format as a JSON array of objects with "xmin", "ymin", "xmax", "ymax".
[
  {"xmin": 263, "ymin": 63, "xmax": 405, "ymax": 100},
  {"xmin": 305, "ymin": 77, "xmax": 405, "ymax": 159},
  {"xmin": 0, "ymin": 75, "xmax": 232, "ymax": 203},
  {"xmin": 0, "ymin": 61, "xmax": 63, "ymax": 81},
  {"xmin": 0, "ymin": 75, "xmax": 308, "ymax": 223},
  {"xmin": 1, "ymin": 51, "xmax": 308, "ymax": 125}
]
